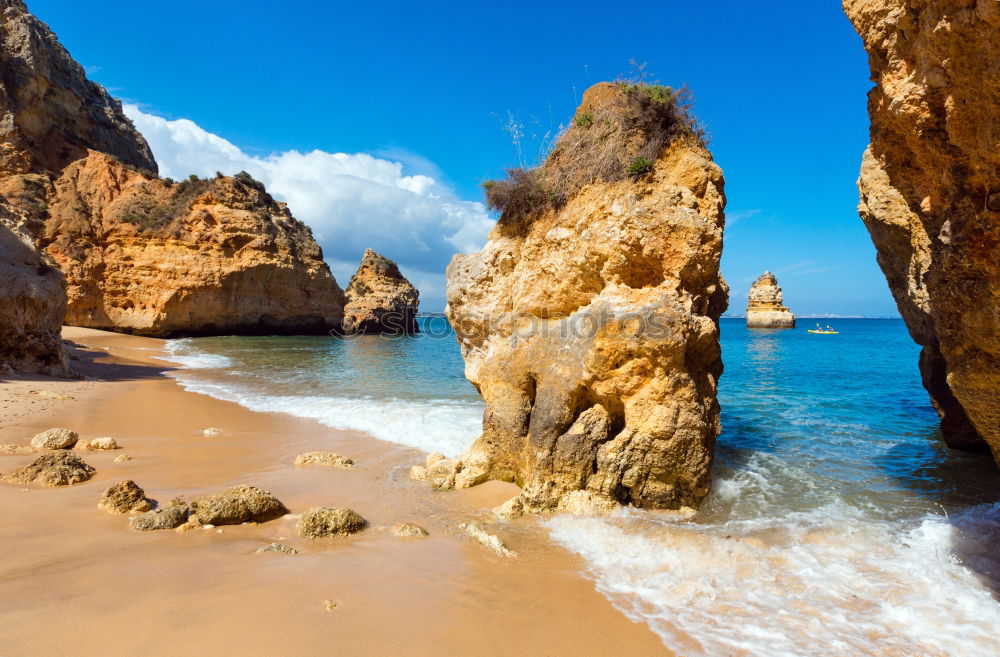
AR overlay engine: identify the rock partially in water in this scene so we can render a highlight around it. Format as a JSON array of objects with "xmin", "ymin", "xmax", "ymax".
[
  {"xmin": 190, "ymin": 485, "xmax": 288, "ymax": 525},
  {"xmin": 4, "ymin": 451, "xmax": 94, "ymax": 486},
  {"xmin": 130, "ymin": 499, "xmax": 189, "ymax": 531},
  {"xmin": 256, "ymin": 542, "xmax": 298, "ymax": 555},
  {"xmin": 393, "ymin": 523, "xmax": 429, "ymax": 538},
  {"xmin": 342, "ymin": 249, "xmax": 419, "ymax": 334},
  {"xmin": 294, "ymin": 452, "xmax": 354, "ymax": 469},
  {"xmin": 460, "ymin": 522, "xmax": 517, "ymax": 558},
  {"xmin": 30, "ymin": 428, "xmax": 78, "ymax": 450},
  {"xmin": 845, "ymin": 0, "xmax": 1000, "ymax": 456},
  {"xmin": 297, "ymin": 507, "xmax": 367, "ymax": 538},
  {"xmin": 76, "ymin": 437, "xmax": 118, "ymax": 451},
  {"xmin": 746, "ymin": 271, "xmax": 795, "ymax": 329},
  {"xmin": 113, "ymin": 454, "xmax": 132, "ymax": 463},
  {"xmin": 98, "ymin": 480, "xmax": 152, "ymax": 514},
  {"xmin": 445, "ymin": 82, "xmax": 727, "ymax": 513}
]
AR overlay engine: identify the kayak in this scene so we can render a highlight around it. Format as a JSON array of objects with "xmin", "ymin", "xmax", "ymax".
[{"xmin": 808, "ymin": 330, "xmax": 839, "ymax": 334}]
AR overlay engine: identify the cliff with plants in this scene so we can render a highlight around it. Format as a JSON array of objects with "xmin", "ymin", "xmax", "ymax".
[
  {"xmin": 440, "ymin": 81, "xmax": 728, "ymax": 515},
  {"xmin": 0, "ymin": 0, "xmax": 344, "ymax": 340},
  {"xmin": 845, "ymin": 0, "xmax": 1000, "ymax": 459}
]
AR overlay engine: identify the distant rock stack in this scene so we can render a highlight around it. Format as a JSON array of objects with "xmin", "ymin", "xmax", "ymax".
[
  {"xmin": 343, "ymin": 249, "xmax": 419, "ymax": 334},
  {"xmin": 746, "ymin": 272, "xmax": 795, "ymax": 328}
]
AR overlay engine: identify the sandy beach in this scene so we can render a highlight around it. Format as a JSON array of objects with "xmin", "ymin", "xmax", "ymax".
[{"xmin": 0, "ymin": 327, "xmax": 668, "ymax": 657}]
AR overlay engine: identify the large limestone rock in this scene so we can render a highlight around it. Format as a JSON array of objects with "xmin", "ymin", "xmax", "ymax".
[
  {"xmin": 445, "ymin": 82, "xmax": 728, "ymax": 513},
  {"xmin": 297, "ymin": 507, "xmax": 367, "ymax": 538},
  {"xmin": 342, "ymin": 249, "xmax": 419, "ymax": 334},
  {"xmin": 30, "ymin": 427, "xmax": 78, "ymax": 450},
  {"xmin": 746, "ymin": 271, "xmax": 795, "ymax": 328},
  {"xmin": 844, "ymin": 0, "xmax": 1000, "ymax": 456},
  {"xmin": 189, "ymin": 485, "xmax": 287, "ymax": 525},
  {"xmin": 4, "ymin": 451, "xmax": 94, "ymax": 486},
  {"xmin": 37, "ymin": 156, "xmax": 345, "ymax": 336},
  {"xmin": 0, "ymin": 206, "xmax": 69, "ymax": 376},
  {"xmin": 98, "ymin": 480, "xmax": 152, "ymax": 514},
  {"xmin": 0, "ymin": 2, "xmax": 345, "ymax": 338}
]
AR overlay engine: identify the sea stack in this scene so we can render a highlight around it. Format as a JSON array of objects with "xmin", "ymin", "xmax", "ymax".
[
  {"xmin": 342, "ymin": 249, "xmax": 419, "ymax": 334},
  {"xmin": 444, "ymin": 81, "xmax": 728, "ymax": 514},
  {"xmin": 0, "ymin": 1, "xmax": 345, "ymax": 337},
  {"xmin": 746, "ymin": 271, "xmax": 795, "ymax": 328},
  {"xmin": 844, "ymin": 0, "xmax": 1000, "ymax": 458}
]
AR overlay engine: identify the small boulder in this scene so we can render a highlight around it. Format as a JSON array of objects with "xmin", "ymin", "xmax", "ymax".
[
  {"xmin": 425, "ymin": 452, "xmax": 445, "ymax": 467},
  {"xmin": 426, "ymin": 458, "xmax": 462, "ymax": 490},
  {"xmin": 130, "ymin": 499, "xmax": 189, "ymax": 531},
  {"xmin": 408, "ymin": 465, "xmax": 427, "ymax": 481},
  {"xmin": 202, "ymin": 427, "xmax": 221, "ymax": 437},
  {"xmin": 294, "ymin": 452, "xmax": 354, "ymax": 468},
  {"xmin": 114, "ymin": 454, "xmax": 132, "ymax": 462},
  {"xmin": 393, "ymin": 522, "xmax": 429, "ymax": 538},
  {"xmin": 0, "ymin": 444, "xmax": 34, "ymax": 455},
  {"xmin": 4, "ymin": 451, "xmax": 95, "ymax": 486},
  {"xmin": 297, "ymin": 507, "xmax": 367, "ymax": 538},
  {"xmin": 256, "ymin": 542, "xmax": 298, "ymax": 555},
  {"xmin": 30, "ymin": 428, "xmax": 79, "ymax": 450},
  {"xmin": 190, "ymin": 485, "xmax": 288, "ymax": 525},
  {"xmin": 88, "ymin": 437, "xmax": 118, "ymax": 451},
  {"xmin": 98, "ymin": 480, "xmax": 152, "ymax": 514}
]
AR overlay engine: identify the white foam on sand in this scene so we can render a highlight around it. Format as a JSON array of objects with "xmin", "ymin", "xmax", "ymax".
[{"xmin": 546, "ymin": 501, "xmax": 1000, "ymax": 657}]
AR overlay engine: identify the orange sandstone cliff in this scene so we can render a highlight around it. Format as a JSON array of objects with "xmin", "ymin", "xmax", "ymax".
[
  {"xmin": 0, "ymin": 0, "xmax": 344, "ymax": 340},
  {"xmin": 845, "ymin": 0, "xmax": 1000, "ymax": 459},
  {"xmin": 439, "ymin": 82, "xmax": 728, "ymax": 515}
]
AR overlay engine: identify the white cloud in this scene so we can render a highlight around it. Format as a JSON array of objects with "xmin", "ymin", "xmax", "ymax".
[{"xmin": 124, "ymin": 104, "xmax": 494, "ymax": 311}]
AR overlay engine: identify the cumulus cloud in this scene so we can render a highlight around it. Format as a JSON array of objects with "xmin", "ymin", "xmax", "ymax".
[{"xmin": 124, "ymin": 104, "xmax": 494, "ymax": 311}]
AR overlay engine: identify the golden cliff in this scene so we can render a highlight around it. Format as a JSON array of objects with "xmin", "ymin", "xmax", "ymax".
[
  {"xmin": 0, "ymin": 1, "xmax": 344, "ymax": 339},
  {"xmin": 441, "ymin": 82, "xmax": 728, "ymax": 514},
  {"xmin": 343, "ymin": 249, "xmax": 419, "ymax": 334},
  {"xmin": 746, "ymin": 271, "xmax": 795, "ymax": 328},
  {"xmin": 845, "ymin": 0, "xmax": 1000, "ymax": 458}
]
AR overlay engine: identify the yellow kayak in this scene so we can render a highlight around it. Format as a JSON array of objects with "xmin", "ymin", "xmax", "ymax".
[{"xmin": 808, "ymin": 330, "xmax": 839, "ymax": 334}]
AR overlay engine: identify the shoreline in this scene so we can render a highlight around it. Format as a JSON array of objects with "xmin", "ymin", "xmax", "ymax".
[{"xmin": 0, "ymin": 327, "xmax": 669, "ymax": 657}]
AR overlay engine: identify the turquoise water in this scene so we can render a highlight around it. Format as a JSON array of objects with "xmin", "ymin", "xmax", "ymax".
[{"xmin": 164, "ymin": 317, "xmax": 1000, "ymax": 656}]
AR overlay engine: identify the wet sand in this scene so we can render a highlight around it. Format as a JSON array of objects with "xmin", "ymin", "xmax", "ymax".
[{"xmin": 0, "ymin": 328, "xmax": 669, "ymax": 657}]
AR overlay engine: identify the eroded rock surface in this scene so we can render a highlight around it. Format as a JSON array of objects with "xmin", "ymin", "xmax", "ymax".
[
  {"xmin": 190, "ymin": 485, "xmax": 287, "ymax": 525},
  {"xmin": 98, "ymin": 480, "xmax": 152, "ymax": 514},
  {"xmin": 746, "ymin": 271, "xmax": 795, "ymax": 328},
  {"xmin": 845, "ymin": 0, "xmax": 1000, "ymax": 456},
  {"xmin": 444, "ymin": 82, "xmax": 728, "ymax": 513},
  {"xmin": 130, "ymin": 499, "xmax": 189, "ymax": 531},
  {"xmin": 4, "ymin": 451, "xmax": 94, "ymax": 486},
  {"xmin": 30, "ymin": 427, "xmax": 78, "ymax": 450},
  {"xmin": 294, "ymin": 451, "xmax": 354, "ymax": 468},
  {"xmin": 343, "ymin": 249, "xmax": 419, "ymax": 334},
  {"xmin": 297, "ymin": 507, "xmax": 367, "ymax": 538}
]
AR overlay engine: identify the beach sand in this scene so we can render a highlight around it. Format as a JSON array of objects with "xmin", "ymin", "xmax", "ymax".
[{"xmin": 0, "ymin": 328, "xmax": 669, "ymax": 657}]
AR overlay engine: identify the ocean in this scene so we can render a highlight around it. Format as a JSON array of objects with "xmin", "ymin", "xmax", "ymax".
[{"xmin": 163, "ymin": 317, "xmax": 1000, "ymax": 656}]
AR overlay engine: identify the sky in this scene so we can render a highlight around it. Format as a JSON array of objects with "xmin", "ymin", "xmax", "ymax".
[{"xmin": 27, "ymin": 0, "xmax": 898, "ymax": 316}]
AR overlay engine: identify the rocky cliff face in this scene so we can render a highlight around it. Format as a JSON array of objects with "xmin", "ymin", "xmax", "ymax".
[
  {"xmin": 746, "ymin": 271, "xmax": 795, "ymax": 328},
  {"xmin": 845, "ymin": 0, "xmax": 1000, "ymax": 458},
  {"xmin": 343, "ymin": 248, "xmax": 419, "ymax": 334},
  {"xmin": 0, "ymin": 1, "xmax": 345, "ymax": 338},
  {"xmin": 0, "ymin": 206, "xmax": 68, "ymax": 376},
  {"xmin": 443, "ymin": 82, "xmax": 728, "ymax": 514}
]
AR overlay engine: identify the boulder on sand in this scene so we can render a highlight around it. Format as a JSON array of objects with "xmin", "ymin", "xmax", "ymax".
[
  {"xmin": 294, "ymin": 452, "xmax": 354, "ymax": 468},
  {"xmin": 130, "ymin": 499, "xmax": 189, "ymax": 531},
  {"xmin": 189, "ymin": 485, "xmax": 288, "ymax": 525},
  {"xmin": 4, "ymin": 451, "xmax": 94, "ymax": 486},
  {"xmin": 297, "ymin": 507, "xmax": 367, "ymax": 538},
  {"xmin": 30, "ymin": 428, "xmax": 78, "ymax": 450},
  {"xmin": 98, "ymin": 480, "xmax": 152, "ymax": 514},
  {"xmin": 393, "ymin": 522, "xmax": 429, "ymax": 538}
]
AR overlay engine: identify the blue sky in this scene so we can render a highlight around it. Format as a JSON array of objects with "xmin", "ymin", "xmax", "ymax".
[{"xmin": 28, "ymin": 0, "xmax": 896, "ymax": 316}]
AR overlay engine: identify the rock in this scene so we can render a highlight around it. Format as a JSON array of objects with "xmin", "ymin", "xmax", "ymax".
[
  {"xmin": 425, "ymin": 452, "xmax": 446, "ymax": 467},
  {"xmin": 190, "ymin": 485, "xmax": 288, "ymax": 525},
  {"xmin": 746, "ymin": 271, "xmax": 795, "ymax": 328},
  {"xmin": 323, "ymin": 600, "xmax": 338, "ymax": 612},
  {"xmin": 4, "ymin": 451, "xmax": 94, "ymax": 486},
  {"xmin": 297, "ymin": 507, "xmax": 367, "ymax": 538},
  {"xmin": 845, "ymin": 0, "xmax": 1000, "ymax": 456},
  {"xmin": 342, "ymin": 249, "xmax": 419, "ymax": 334},
  {"xmin": 445, "ymin": 82, "xmax": 727, "ymax": 513},
  {"xmin": 88, "ymin": 437, "xmax": 118, "ymax": 450},
  {"xmin": 29, "ymin": 428, "xmax": 78, "ymax": 450},
  {"xmin": 98, "ymin": 480, "xmax": 152, "ymax": 514},
  {"xmin": 392, "ymin": 523, "xmax": 429, "ymax": 538},
  {"xmin": 113, "ymin": 454, "xmax": 132, "ymax": 462},
  {"xmin": 202, "ymin": 428, "xmax": 222, "ymax": 437},
  {"xmin": 0, "ymin": 444, "xmax": 34, "ymax": 455},
  {"xmin": 294, "ymin": 452, "xmax": 354, "ymax": 468},
  {"xmin": 408, "ymin": 465, "xmax": 428, "ymax": 481},
  {"xmin": 256, "ymin": 542, "xmax": 298, "ymax": 555},
  {"xmin": 460, "ymin": 522, "xmax": 517, "ymax": 558},
  {"xmin": 130, "ymin": 499, "xmax": 189, "ymax": 531}
]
